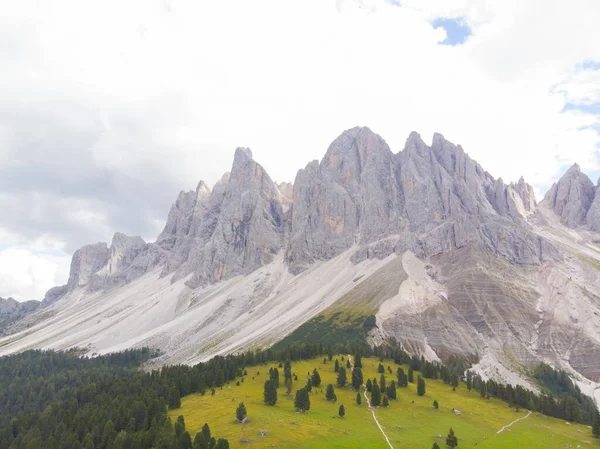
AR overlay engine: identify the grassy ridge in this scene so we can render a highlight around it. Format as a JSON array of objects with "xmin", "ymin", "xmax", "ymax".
[{"xmin": 170, "ymin": 356, "xmax": 599, "ymax": 448}]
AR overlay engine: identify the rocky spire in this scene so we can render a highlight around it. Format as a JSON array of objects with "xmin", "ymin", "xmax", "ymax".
[{"xmin": 543, "ymin": 163, "xmax": 596, "ymax": 227}]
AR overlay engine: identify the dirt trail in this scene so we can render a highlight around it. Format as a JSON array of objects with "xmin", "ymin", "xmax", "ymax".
[
  {"xmin": 348, "ymin": 355, "xmax": 394, "ymax": 449},
  {"xmin": 496, "ymin": 410, "xmax": 532, "ymax": 434}
]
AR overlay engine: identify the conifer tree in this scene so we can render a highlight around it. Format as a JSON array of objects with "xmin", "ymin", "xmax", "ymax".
[
  {"xmin": 408, "ymin": 367, "xmax": 414, "ymax": 383},
  {"xmin": 339, "ymin": 404, "xmax": 345, "ymax": 418},
  {"xmin": 380, "ymin": 374, "xmax": 386, "ymax": 391},
  {"xmin": 337, "ymin": 367, "xmax": 347, "ymax": 387},
  {"xmin": 326, "ymin": 384, "xmax": 336, "ymax": 401},
  {"xmin": 371, "ymin": 383, "xmax": 382, "ymax": 407},
  {"xmin": 334, "ymin": 359, "xmax": 340, "ymax": 372},
  {"xmin": 418, "ymin": 376, "xmax": 426, "ymax": 396},
  {"xmin": 284, "ymin": 359, "xmax": 292, "ymax": 383},
  {"xmin": 397, "ymin": 367, "xmax": 408, "ymax": 387},
  {"xmin": 356, "ymin": 393, "xmax": 362, "ymax": 406},
  {"xmin": 295, "ymin": 388, "xmax": 311, "ymax": 412},
  {"xmin": 236, "ymin": 402, "xmax": 247, "ymax": 422},
  {"xmin": 593, "ymin": 409, "xmax": 600, "ymax": 438},
  {"xmin": 466, "ymin": 371, "xmax": 473, "ymax": 391},
  {"xmin": 386, "ymin": 380, "xmax": 397, "ymax": 400},
  {"xmin": 366, "ymin": 379, "xmax": 373, "ymax": 392},
  {"xmin": 351, "ymin": 367, "xmax": 364, "ymax": 390},
  {"xmin": 479, "ymin": 380, "xmax": 487, "ymax": 398},
  {"xmin": 270, "ymin": 367, "xmax": 280, "ymax": 388},
  {"xmin": 354, "ymin": 354, "xmax": 362, "ymax": 368},
  {"xmin": 202, "ymin": 423, "xmax": 211, "ymax": 442},
  {"xmin": 446, "ymin": 427, "xmax": 458, "ymax": 448},
  {"xmin": 382, "ymin": 395, "xmax": 389, "ymax": 407},
  {"xmin": 378, "ymin": 363, "xmax": 385, "ymax": 373},
  {"xmin": 433, "ymin": 399, "xmax": 439, "ymax": 409},
  {"xmin": 264, "ymin": 380, "xmax": 277, "ymax": 406},
  {"xmin": 432, "ymin": 443, "xmax": 440, "ymax": 449},
  {"xmin": 312, "ymin": 368, "xmax": 322, "ymax": 387}
]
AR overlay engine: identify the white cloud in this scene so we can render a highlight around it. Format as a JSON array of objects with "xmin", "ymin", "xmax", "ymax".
[
  {"xmin": 1, "ymin": 0, "xmax": 599, "ymax": 300},
  {"xmin": 0, "ymin": 247, "xmax": 70, "ymax": 301}
]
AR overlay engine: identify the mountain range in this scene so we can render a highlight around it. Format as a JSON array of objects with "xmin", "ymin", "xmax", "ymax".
[{"xmin": 1, "ymin": 126, "xmax": 599, "ymax": 403}]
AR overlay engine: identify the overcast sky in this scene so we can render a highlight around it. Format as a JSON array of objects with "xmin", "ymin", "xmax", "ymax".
[{"xmin": 1, "ymin": 0, "xmax": 599, "ymax": 301}]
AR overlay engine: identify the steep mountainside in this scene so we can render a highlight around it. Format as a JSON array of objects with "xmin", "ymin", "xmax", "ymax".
[{"xmin": 1, "ymin": 126, "xmax": 599, "ymax": 403}]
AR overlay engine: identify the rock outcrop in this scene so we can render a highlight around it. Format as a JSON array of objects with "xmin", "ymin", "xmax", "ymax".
[
  {"xmin": 0, "ymin": 296, "xmax": 40, "ymax": 330},
  {"xmin": 587, "ymin": 179, "xmax": 600, "ymax": 232},
  {"xmin": 542, "ymin": 163, "xmax": 597, "ymax": 227}
]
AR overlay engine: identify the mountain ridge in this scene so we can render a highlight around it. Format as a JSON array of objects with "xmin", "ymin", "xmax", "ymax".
[{"xmin": 1, "ymin": 126, "xmax": 599, "ymax": 405}]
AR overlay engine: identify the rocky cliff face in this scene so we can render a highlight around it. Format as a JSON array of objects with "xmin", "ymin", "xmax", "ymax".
[
  {"xmin": 542, "ymin": 163, "xmax": 597, "ymax": 228},
  {"xmin": 587, "ymin": 179, "xmax": 600, "ymax": 232},
  {"xmin": 0, "ymin": 297, "xmax": 40, "ymax": 331},
  {"xmin": 288, "ymin": 127, "xmax": 552, "ymax": 272},
  {"xmin": 40, "ymin": 127, "xmax": 562, "ymax": 299}
]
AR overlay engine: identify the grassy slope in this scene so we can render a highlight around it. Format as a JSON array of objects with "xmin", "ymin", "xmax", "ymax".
[{"xmin": 170, "ymin": 356, "xmax": 599, "ymax": 449}]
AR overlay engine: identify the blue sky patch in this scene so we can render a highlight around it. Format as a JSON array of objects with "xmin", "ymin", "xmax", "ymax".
[
  {"xmin": 563, "ymin": 102, "xmax": 600, "ymax": 115},
  {"xmin": 431, "ymin": 17, "xmax": 472, "ymax": 45}
]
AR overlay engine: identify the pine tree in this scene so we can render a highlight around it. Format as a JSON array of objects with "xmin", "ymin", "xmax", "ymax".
[
  {"xmin": 264, "ymin": 380, "xmax": 277, "ymax": 406},
  {"xmin": 366, "ymin": 379, "xmax": 373, "ymax": 392},
  {"xmin": 270, "ymin": 368, "xmax": 280, "ymax": 388},
  {"xmin": 397, "ymin": 367, "xmax": 408, "ymax": 387},
  {"xmin": 433, "ymin": 399, "xmax": 439, "ymax": 409},
  {"xmin": 216, "ymin": 438, "xmax": 230, "ymax": 449},
  {"xmin": 408, "ymin": 367, "xmax": 414, "ymax": 383},
  {"xmin": 351, "ymin": 367, "xmax": 364, "ymax": 390},
  {"xmin": 337, "ymin": 367, "xmax": 347, "ymax": 387},
  {"xmin": 386, "ymin": 381, "xmax": 397, "ymax": 400},
  {"xmin": 326, "ymin": 384, "xmax": 336, "ymax": 401},
  {"xmin": 371, "ymin": 383, "xmax": 381, "ymax": 407},
  {"xmin": 339, "ymin": 404, "xmax": 345, "ymax": 418},
  {"xmin": 593, "ymin": 408, "xmax": 600, "ymax": 438},
  {"xmin": 334, "ymin": 359, "xmax": 340, "ymax": 373},
  {"xmin": 346, "ymin": 359, "xmax": 352, "ymax": 369},
  {"xmin": 295, "ymin": 388, "xmax": 310, "ymax": 412},
  {"xmin": 418, "ymin": 376, "xmax": 426, "ymax": 396},
  {"xmin": 236, "ymin": 402, "xmax": 247, "ymax": 422},
  {"xmin": 284, "ymin": 359, "xmax": 292, "ymax": 382},
  {"xmin": 354, "ymin": 354, "xmax": 362, "ymax": 368},
  {"xmin": 285, "ymin": 379, "xmax": 293, "ymax": 395},
  {"xmin": 305, "ymin": 377, "xmax": 313, "ymax": 392},
  {"xmin": 356, "ymin": 393, "xmax": 362, "ymax": 406},
  {"xmin": 179, "ymin": 431, "xmax": 192, "ymax": 449},
  {"xmin": 202, "ymin": 423, "xmax": 211, "ymax": 442},
  {"xmin": 479, "ymin": 380, "xmax": 487, "ymax": 398},
  {"xmin": 382, "ymin": 395, "xmax": 389, "ymax": 407},
  {"xmin": 432, "ymin": 443, "xmax": 440, "ymax": 449},
  {"xmin": 466, "ymin": 371, "xmax": 473, "ymax": 391},
  {"xmin": 378, "ymin": 363, "xmax": 385, "ymax": 374},
  {"xmin": 380, "ymin": 374, "xmax": 386, "ymax": 392},
  {"xmin": 446, "ymin": 427, "xmax": 458, "ymax": 448},
  {"xmin": 312, "ymin": 368, "xmax": 322, "ymax": 387}
]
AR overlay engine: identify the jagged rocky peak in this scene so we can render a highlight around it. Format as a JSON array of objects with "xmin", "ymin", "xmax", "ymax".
[
  {"xmin": 543, "ymin": 163, "xmax": 596, "ymax": 227},
  {"xmin": 66, "ymin": 242, "xmax": 110, "ymax": 291},
  {"xmin": 106, "ymin": 233, "xmax": 146, "ymax": 275},
  {"xmin": 587, "ymin": 179, "xmax": 600, "ymax": 231},
  {"xmin": 157, "ymin": 181, "xmax": 211, "ymax": 250}
]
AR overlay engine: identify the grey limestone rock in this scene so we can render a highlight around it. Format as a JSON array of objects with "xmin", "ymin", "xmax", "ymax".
[{"xmin": 543, "ymin": 163, "xmax": 596, "ymax": 227}]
